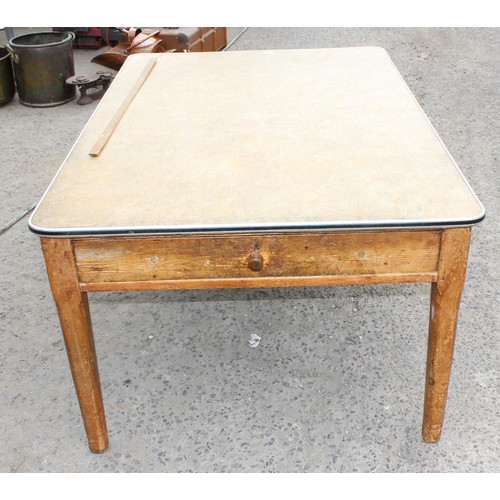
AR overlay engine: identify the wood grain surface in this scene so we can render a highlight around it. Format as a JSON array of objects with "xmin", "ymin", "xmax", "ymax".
[
  {"xmin": 41, "ymin": 237, "xmax": 109, "ymax": 453},
  {"xmin": 73, "ymin": 230, "xmax": 441, "ymax": 288},
  {"xmin": 422, "ymin": 227, "xmax": 471, "ymax": 442},
  {"xmin": 39, "ymin": 226, "xmax": 474, "ymax": 451}
]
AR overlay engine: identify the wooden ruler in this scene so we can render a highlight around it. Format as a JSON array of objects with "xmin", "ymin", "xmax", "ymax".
[{"xmin": 89, "ymin": 57, "xmax": 157, "ymax": 157}]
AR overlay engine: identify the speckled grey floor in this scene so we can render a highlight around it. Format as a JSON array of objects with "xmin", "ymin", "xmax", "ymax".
[{"xmin": 1, "ymin": 27, "xmax": 499, "ymax": 473}]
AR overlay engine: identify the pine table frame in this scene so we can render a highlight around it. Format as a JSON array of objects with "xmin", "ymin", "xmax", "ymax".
[{"xmin": 40, "ymin": 226, "xmax": 470, "ymax": 453}]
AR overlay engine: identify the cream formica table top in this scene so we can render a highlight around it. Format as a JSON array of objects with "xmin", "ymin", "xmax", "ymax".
[{"xmin": 29, "ymin": 47, "xmax": 484, "ymax": 236}]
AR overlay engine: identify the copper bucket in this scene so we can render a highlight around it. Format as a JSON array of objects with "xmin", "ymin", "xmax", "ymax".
[{"xmin": 7, "ymin": 31, "xmax": 76, "ymax": 107}]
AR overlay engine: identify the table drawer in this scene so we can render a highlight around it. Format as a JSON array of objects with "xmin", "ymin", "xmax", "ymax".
[{"xmin": 73, "ymin": 230, "xmax": 441, "ymax": 287}]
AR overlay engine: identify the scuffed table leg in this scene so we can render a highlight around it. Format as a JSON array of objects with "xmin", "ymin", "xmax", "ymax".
[
  {"xmin": 41, "ymin": 238, "xmax": 108, "ymax": 453},
  {"xmin": 422, "ymin": 227, "xmax": 471, "ymax": 442}
]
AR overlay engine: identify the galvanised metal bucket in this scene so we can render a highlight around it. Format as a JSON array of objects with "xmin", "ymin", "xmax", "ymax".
[
  {"xmin": 0, "ymin": 46, "xmax": 15, "ymax": 106},
  {"xmin": 8, "ymin": 31, "xmax": 76, "ymax": 107}
]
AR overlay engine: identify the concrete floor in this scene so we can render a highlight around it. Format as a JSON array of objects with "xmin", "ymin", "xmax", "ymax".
[{"xmin": 1, "ymin": 27, "xmax": 499, "ymax": 473}]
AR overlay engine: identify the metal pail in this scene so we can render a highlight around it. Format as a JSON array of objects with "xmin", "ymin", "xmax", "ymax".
[
  {"xmin": 0, "ymin": 46, "xmax": 15, "ymax": 106},
  {"xmin": 8, "ymin": 31, "xmax": 76, "ymax": 107}
]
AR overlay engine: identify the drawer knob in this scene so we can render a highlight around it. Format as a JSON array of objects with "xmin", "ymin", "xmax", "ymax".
[{"xmin": 248, "ymin": 252, "xmax": 264, "ymax": 272}]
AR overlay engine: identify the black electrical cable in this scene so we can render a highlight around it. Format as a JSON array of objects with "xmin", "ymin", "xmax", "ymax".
[
  {"xmin": 0, "ymin": 202, "xmax": 37, "ymax": 236},
  {"xmin": 223, "ymin": 28, "xmax": 248, "ymax": 51}
]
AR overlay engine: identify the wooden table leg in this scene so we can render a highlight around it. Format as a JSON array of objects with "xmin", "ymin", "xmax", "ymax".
[
  {"xmin": 41, "ymin": 238, "xmax": 109, "ymax": 453},
  {"xmin": 422, "ymin": 227, "xmax": 471, "ymax": 442}
]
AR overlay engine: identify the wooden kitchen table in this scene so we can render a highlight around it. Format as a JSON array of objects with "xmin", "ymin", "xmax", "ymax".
[{"xmin": 29, "ymin": 47, "xmax": 485, "ymax": 453}]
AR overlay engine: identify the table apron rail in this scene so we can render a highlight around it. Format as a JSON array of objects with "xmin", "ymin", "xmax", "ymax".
[
  {"xmin": 78, "ymin": 273, "xmax": 436, "ymax": 292},
  {"xmin": 65, "ymin": 230, "xmax": 442, "ymax": 291}
]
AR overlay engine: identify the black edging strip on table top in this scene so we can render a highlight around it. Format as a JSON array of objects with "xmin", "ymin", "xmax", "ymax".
[{"xmin": 28, "ymin": 212, "xmax": 486, "ymax": 238}]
